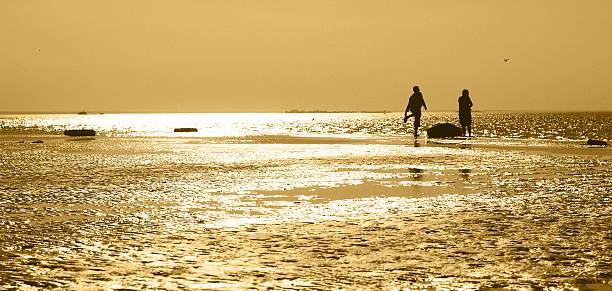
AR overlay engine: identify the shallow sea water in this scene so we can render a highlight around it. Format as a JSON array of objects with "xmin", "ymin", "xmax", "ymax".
[{"xmin": 0, "ymin": 112, "xmax": 611, "ymax": 290}]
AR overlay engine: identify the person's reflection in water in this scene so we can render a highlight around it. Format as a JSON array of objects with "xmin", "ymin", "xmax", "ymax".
[
  {"xmin": 409, "ymin": 167, "xmax": 424, "ymax": 181},
  {"xmin": 459, "ymin": 168, "xmax": 471, "ymax": 180}
]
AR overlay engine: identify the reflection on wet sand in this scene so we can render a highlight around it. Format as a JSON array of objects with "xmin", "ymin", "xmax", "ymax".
[
  {"xmin": 459, "ymin": 168, "xmax": 471, "ymax": 180},
  {"xmin": 253, "ymin": 174, "xmax": 480, "ymax": 203},
  {"xmin": 0, "ymin": 136, "xmax": 611, "ymax": 289},
  {"xmin": 408, "ymin": 167, "xmax": 424, "ymax": 180}
]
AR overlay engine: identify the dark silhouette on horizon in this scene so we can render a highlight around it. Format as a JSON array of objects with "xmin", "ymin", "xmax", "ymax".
[
  {"xmin": 458, "ymin": 89, "xmax": 473, "ymax": 137},
  {"xmin": 404, "ymin": 86, "xmax": 428, "ymax": 137}
]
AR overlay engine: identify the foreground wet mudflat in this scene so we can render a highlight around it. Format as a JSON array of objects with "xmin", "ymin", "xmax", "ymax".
[
  {"xmin": 1, "ymin": 190, "xmax": 610, "ymax": 290},
  {"xmin": 0, "ymin": 137, "xmax": 611, "ymax": 290}
]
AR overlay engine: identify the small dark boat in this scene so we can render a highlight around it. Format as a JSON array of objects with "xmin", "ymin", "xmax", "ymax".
[{"xmin": 64, "ymin": 129, "xmax": 96, "ymax": 137}]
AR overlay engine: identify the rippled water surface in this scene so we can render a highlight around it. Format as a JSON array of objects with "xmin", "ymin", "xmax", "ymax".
[
  {"xmin": 1, "ymin": 112, "xmax": 611, "ymax": 140},
  {"xmin": 0, "ymin": 113, "xmax": 611, "ymax": 290}
]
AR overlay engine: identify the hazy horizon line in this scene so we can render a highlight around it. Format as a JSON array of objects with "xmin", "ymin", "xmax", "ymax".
[{"xmin": 1, "ymin": 109, "xmax": 611, "ymax": 115}]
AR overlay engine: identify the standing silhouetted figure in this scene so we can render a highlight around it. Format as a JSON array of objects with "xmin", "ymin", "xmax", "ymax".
[
  {"xmin": 458, "ymin": 89, "xmax": 473, "ymax": 137},
  {"xmin": 404, "ymin": 86, "xmax": 428, "ymax": 137}
]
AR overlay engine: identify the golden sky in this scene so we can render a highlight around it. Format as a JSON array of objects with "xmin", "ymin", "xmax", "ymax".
[{"xmin": 1, "ymin": 0, "xmax": 611, "ymax": 112}]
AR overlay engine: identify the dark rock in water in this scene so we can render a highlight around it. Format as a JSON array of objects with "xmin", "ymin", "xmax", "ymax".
[
  {"xmin": 174, "ymin": 128, "xmax": 198, "ymax": 132},
  {"xmin": 32, "ymin": 140, "xmax": 43, "ymax": 144},
  {"xmin": 587, "ymin": 139, "xmax": 607, "ymax": 146},
  {"xmin": 64, "ymin": 129, "xmax": 96, "ymax": 137},
  {"xmin": 426, "ymin": 123, "xmax": 462, "ymax": 138}
]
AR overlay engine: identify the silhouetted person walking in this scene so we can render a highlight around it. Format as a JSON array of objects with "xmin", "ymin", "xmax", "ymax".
[
  {"xmin": 458, "ymin": 89, "xmax": 473, "ymax": 137},
  {"xmin": 404, "ymin": 86, "xmax": 427, "ymax": 137}
]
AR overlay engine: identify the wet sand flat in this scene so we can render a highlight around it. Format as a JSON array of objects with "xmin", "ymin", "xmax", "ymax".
[{"xmin": 0, "ymin": 136, "xmax": 611, "ymax": 289}]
